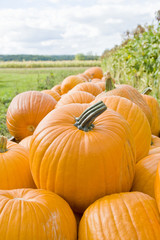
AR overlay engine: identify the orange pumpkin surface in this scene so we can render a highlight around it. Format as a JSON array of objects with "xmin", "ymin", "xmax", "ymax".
[
  {"xmin": 6, "ymin": 91, "xmax": 56, "ymax": 141},
  {"xmin": 19, "ymin": 135, "xmax": 32, "ymax": 151},
  {"xmin": 30, "ymin": 102, "xmax": 135, "ymax": 213},
  {"xmin": 61, "ymin": 75, "xmax": 85, "ymax": 94},
  {"xmin": 0, "ymin": 136, "xmax": 35, "ymax": 189},
  {"xmin": 42, "ymin": 89, "xmax": 60, "ymax": 101},
  {"xmin": 92, "ymin": 96, "xmax": 151, "ymax": 161},
  {"xmin": 151, "ymin": 135, "xmax": 160, "ymax": 149},
  {"xmin": 142, "ymin": 94, "xmax": 160, "ymax": 136},
  {"xmin": 70, "ymin": 82, "xmax": 102, "ymax": 96},
  {"xmin": 155, "ymin": 160, "xmax": 160, "ymax": 213},
  {"xmin": 78, "ymin": 192, "xmax": 160, "ymax": 240},
  {"xmin": 0, "ymin": 188, "xmax": 77, "ymax": 240},
  {"xmin": 84, "ymin": 67, "xmax": 103, "ymax": 79},
  {"xmin": 56, "ymin": 91, "xmax": 95, "ymax": 108},
  {"xmin": 132, "ymin": 153, "xmax": 160, "ymax": 198},
  {"xmin": 96, "ymin": 83, "xmax": 152, "ymax": 125},
  {"xmin": 94, "ymin": 81, "xmax": 106, "ymax": 91}
]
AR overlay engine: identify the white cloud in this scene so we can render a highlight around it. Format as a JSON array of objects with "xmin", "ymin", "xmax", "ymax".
[{"xmin": 0, "ymin": 0, "xmax": 159, "ymax": 55}]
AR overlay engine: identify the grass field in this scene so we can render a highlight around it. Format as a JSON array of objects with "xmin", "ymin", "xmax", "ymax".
[{"xmin": 0, "ymin": 67, "xmax": 89, "ymax": 137}]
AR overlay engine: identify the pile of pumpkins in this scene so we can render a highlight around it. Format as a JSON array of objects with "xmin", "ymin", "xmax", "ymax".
[{"xmin": 1, "ymin": 66, "xmax": 160, "ymax": 239}]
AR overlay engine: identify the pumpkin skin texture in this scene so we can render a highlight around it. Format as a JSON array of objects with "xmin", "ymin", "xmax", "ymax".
[
  {"xmin": 6, "ymin": 91, "xmax": 57, "ymax": 141},
  {"xmin": 61, "ymin": 75, "xmax": 85, "ymax": 94},
  {"xmin": 78, "ymin": 192, "xmax": 160, "ymax": 240},
  {"xmin": 92, "ymin": 96, "xmax": 151, "ymax": 161},
  {"xmin": 56, "ymin": 91, "xmax": 95, "ymax": 108},
  {"xmin": 0, "ymin": 189, "xmax": 77, "ymax": 240},
  {"xmin": 84, "ymin": 67, "xmax": 103, "ymax": 79},
  {"xmin": 70, "ymin": 82, "xmax": 102, "ymax": 96},
  {"xmin": 149, "ymin": 147, "xmax": 160, "ymax": 155},
  {"xmin": 94, "ymin": 81, "xmax": 105, "ymax": 91},
  {"xmin": 142, "ymin": 94, "xmax": 160, "ymax": 136},
  {"xmin": 19, "ymin": 135, "xmax": 32, "ymax": 151},
  {"xmin": 0, "ymin": 137, "xmax": 35, "ymax": 189},
  {"xmin": 42, "ymin": 89, "xmax": 60, "ymax": 102},
  {"xmin": 131, "ymin": 153, "xmax": 160, "ymax": 198},
  {"xmin": 30, "ymin": 103, "xmax": 136, "ymax": 213},
  {"xmin": 96, "ymin": 84, "xmax": 152, "ymax": 125},
  {"xmin": 51, "ymin": 84, "xmax": 62, "ymax": 95}
]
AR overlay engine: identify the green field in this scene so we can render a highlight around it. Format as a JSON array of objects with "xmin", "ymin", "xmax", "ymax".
[{"xmin": 0, "ymin": 67, "xmax": 89, "ymax": 137}]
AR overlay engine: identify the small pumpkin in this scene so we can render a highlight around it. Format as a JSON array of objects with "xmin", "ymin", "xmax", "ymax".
[
  {"xmin": 131, "ymin": 153, "xmax": 160, "ymax": 198},
  {"xmin": 0, "ymin": 136, "xmax": 35, "ymax": 189},
  {"xmin": 70, "ymin": 82, "xmax": 102, "ymax": 96},
  {"xmin": 61, "ymin": 75, "xmax": 85, "ymax": 94},
  {"xmin": 30, "ymin": 101, "xmax": 135, "ymax": 213},
  {"xmin": 96, "ymin": 79, "xmax": 152, "ymax": 125},
  {"xmin": 78, "ymin": 192, "xmax": 160, "ymax": 240},
  {"xmin": 84, "ymin": 67, "xmax": 103, "ymax": 79},
  {"xmin": 0, "ymin": 188, "xmax": 77, "ymax": 240},
  {"xmin": 56, "ymin": 91, "xmax": 95, "ymax": 108},
  {"xmin": 7, "ymin": 91, "xmax": 56, "ymax": 141}
]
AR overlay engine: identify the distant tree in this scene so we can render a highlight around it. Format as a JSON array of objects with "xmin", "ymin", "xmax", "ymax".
[{"xmin": 75, "ymin": 53, "xmax": 85, "ymax": 60}]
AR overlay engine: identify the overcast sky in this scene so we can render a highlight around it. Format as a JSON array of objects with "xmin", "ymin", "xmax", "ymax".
[{"xmin": 0, "ymin": 0, "xmax": 160, "ymax": 55}]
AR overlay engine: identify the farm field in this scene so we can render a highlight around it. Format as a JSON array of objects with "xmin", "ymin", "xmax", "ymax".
[{"xmin": 0, "ymin": 67, "xmax": 89, "ymax": 137}]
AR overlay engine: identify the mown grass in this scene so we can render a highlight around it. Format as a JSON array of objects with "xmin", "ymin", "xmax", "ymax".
[
  {"xmin": 0, "ymin": 67, "xmax": 88, "ymax": 137},
  {"xmin": 0, "ymin": 60, "xmax": 101, "ymax": 68}
]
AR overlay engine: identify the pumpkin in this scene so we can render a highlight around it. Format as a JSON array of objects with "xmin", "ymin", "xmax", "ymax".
[
  {"xmin": 78, "ymin": 192, "xmax": 160, "ymax": 240},
  {"xmin": 142, "ymin": 94, "xmax": 160, "ymax": 136},
  {"xmin": 30, "ymin": 101, "xmax": 135, "ymax": 213},
  {"xmin": 92, "ymin": 96, "xmax": 151, "ymax": 161},
  {"xmin": 56, "ymin": 91, "xmax": 95, "ymax": 108},
  {"xmin": 70, "ymin": 82, "xmax": 102, "ymax": 96},
  {"xmin": 151, "ymin": 135, "xmax": 160, "ymax": 149},
  {"xmin": 6, "ymin": 91, "xmax": 56, "ymax": 141},
  {"xmin": 96, "ymin": 80, "xmax": 152, "ymax": 125},
  {"xmin": 94, "ymin": 81, "xmax": 105, "ymax": 91},
  {"xmin": 77, "ymin": 74, "xmax": 89, "ymax": 82},
  {"xmin": 0, "ymin": 188, "xmax": 77, "ymax": 240},
  {"xmin": 19, "ymin": 135, "xmax": 32, "ymax": 151},
  {"xmin": 84, "ymin": 67, "xmax": 103, "ymax": 79},
  {"xmin": 51, "ymin": 84, "xmax": 62, "ymax": 95},
  {"xmin": 0, "ymin": 136, "xmax": 35, "ymax": 189},
  {"xmin": 61, "ymin": 75, "xmax": 85, "ymax": 94},
  {"xmin": 149, "ymin": 146, "xmax": 160, "ymax": 155},
  {"xmin": 91, "ymin": 78, "xmax": 102, "ymax": 83},
  {"xmin": 131, "ymin": 153, "xmax": 160, "ymax": 198},
  {"xmin": 42, "ymin": 89, "xmax": 60, "ymax": 101}
]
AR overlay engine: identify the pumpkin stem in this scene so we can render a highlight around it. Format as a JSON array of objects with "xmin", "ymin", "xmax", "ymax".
[
  {"xmin": 74, "ymin": 101, "xmax": 107, "ymax": 132},
  {"xmin": 104, "ymin": 72, "xmax": 116, "ymax": 92},
  {"xmin": 0, "ymin": 136, "xmax": 8, "ymax": 153},
  {"xmin": 142, "ymin": 87, "xmax": 152, "ymax": 95}
]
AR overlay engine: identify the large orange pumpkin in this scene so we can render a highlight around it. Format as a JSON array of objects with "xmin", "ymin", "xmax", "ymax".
[
  {"xmin": 92, "ymin": 96, "xmax": 151, "ymax": 161},
  {"xmin": 0, "ymin": 188, "xmax": 77, "ymax": 240},
  {"xmin": 70, "ymin": 82, "xmax": 102, "ymax": 96},
  {"xmin": 56, "ymin": 91, "xmax": 95, "ymax": 108},
  {"xmin": 0, "ymin": 136, "xmax": 35, "ymax": 189},
  {"xmin": 30, "ymin": 101, "xmax": 135, "ymax": 213},
  {"xmin": 6, "ymin": 91, "xmax": 56, "ymax": 141},
  {"xmin": 96, "ymin": 81, "xmax": 152, "ymax": 125},
  {"xmin": 142, "ymin": 94, "xmax": 160, "ymax": 136},
  {"xmin": 78, "ymin": 192, "xmax": 160, "ymax": 240},
  {"xmin": 19, "ymin": 135, "xmax": 32, "ymax": 151},
  {"xmin": 131, "ymin": 153, "xmax": 160, "ymax": 198},
  {"xmin": 84, "ymin": 67, "xmax": 103, "ymax": 79},
  {"xmin": 61, "ymin": 75, "xmax": 85, "ymax": 94}
]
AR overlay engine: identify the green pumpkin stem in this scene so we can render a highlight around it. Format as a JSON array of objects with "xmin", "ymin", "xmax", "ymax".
[
  {"xmin": 104, "ymin": 72, "xmax": 115, "ymax": 92},
  {"xmin": 74, "ymin": 101, "xmax": 107, "ymax": 132},
  {"xmin": 141, "ymin": 87, "xmax": 152, "ymax": 95},
  {"xmin": 0, "ymin": 136, "xmax": 8, "ymax": 153}
]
